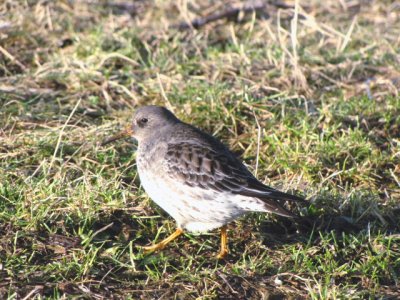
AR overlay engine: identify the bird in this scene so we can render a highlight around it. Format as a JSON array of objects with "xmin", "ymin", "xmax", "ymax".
[{"xmin": 110, "ymin": 105, "xmax": 305, "ymax": 258}]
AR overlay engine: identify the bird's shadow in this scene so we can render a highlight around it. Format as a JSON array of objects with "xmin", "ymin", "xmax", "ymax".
[
  {"xmin": 256, "ymin": 191, "xmax": 400, "ymax": 251},
  {"xmin": 86, "ymin": 189, "xmax": 400, "ymax": 265}
]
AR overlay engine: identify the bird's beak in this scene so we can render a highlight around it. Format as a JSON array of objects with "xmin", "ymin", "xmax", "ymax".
[{"xmin": 101, "ymin": 125, "xmax": 133, "ymax": 146}]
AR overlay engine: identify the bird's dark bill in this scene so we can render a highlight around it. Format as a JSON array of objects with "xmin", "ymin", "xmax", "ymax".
[{"xmin": 101, "ymin": 126, "xmax": 133, "ymax": 146}]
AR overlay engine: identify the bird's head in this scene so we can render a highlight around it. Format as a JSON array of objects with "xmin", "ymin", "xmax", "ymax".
[
  {"xmin": 130, "ymin": 106, "xmax": 179, "ymax": 143},
  {"xmin": 101, "ymin": 105, "xmax": 179, "ymax": 146}
]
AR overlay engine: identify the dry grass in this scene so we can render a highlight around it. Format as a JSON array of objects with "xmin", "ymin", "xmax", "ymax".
[{"xmin": 1, "ymin": 0, "xmax": 399, "ymax": 299}]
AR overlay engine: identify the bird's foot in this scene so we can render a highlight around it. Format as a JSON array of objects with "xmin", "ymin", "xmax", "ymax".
[
  {"xmin": 142, "ymin": 242, "xmax": 166, "ymax": 254},
  {"xmin": 141, "ymin": 228, "xmax": 183, "ymax": 254},
  {"xmin": 216, "ymin": 248, "xmax": 228, "ymax": 259}
]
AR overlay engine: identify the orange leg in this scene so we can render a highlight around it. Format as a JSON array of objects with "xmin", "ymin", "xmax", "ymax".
[
  {"xmin": 142, "ymin": 228, "xmax": 183, "ymax": 253},
  {"xmin": 217, "ymin": 226, "xmax": 228, "ymax": 259}
]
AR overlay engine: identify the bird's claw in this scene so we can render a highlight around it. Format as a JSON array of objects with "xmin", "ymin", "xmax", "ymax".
[
  {"xmin": 141, "ymin": 243, "xmax": 166, "ymax": 254},
  {"xmin": 216, "ymin": 249, "xmax": 228, "ymax": 259}
]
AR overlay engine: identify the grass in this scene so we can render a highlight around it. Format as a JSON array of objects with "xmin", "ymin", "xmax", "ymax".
[{"xmin": 0, "ymin": 0, "xmax": 399, "ymax": 298}]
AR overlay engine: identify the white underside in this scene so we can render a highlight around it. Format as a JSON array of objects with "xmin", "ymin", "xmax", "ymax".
[{"xmin": 138, "ymin": 166, "xmax": 268, "ymax": 233}]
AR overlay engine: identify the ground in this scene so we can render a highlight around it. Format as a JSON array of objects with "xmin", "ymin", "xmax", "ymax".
[{"xmin": 0, "ymin": 0, "xmax": 399, "ymax": 299}]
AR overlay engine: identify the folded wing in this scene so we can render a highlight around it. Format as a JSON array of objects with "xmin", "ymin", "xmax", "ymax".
[{"xmin": 164, "ymin": 141, "xmax": 305, "ymax": 217}]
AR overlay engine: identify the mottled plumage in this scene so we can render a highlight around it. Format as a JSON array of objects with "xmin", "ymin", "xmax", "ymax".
[{"xmin": 130, "ymin": 105, "xmax": 305, "ymax": 257}]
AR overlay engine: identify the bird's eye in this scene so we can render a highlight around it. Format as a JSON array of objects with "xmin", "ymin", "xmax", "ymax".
[{"xmin": 137, "ymin": 117, "xmax": 148, "ymax": 127}]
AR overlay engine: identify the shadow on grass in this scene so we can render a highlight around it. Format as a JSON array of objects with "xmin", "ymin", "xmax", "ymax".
[
  {"xmin": 259, "ymin": 189, "xmax": 400, "ymax": 247},
  {"xmin": 2, "ymin": 191, "xmax": 399, "ymax": 299}
]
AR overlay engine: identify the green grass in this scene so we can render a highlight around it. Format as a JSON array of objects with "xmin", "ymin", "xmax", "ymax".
[{"xmin": 1, "ymin": 1, "xmax": 399, "ymax": 298}]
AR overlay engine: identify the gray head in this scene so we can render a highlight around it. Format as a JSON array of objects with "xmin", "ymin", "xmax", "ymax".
[{"xmin": 131, "ymin": 106, "xmax": 180, "ymax": 142}]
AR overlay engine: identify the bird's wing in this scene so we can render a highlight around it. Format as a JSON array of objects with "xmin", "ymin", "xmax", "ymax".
[{"xmin": 163, "ymin": 141, "xmax": 305, "ymax": 217}]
